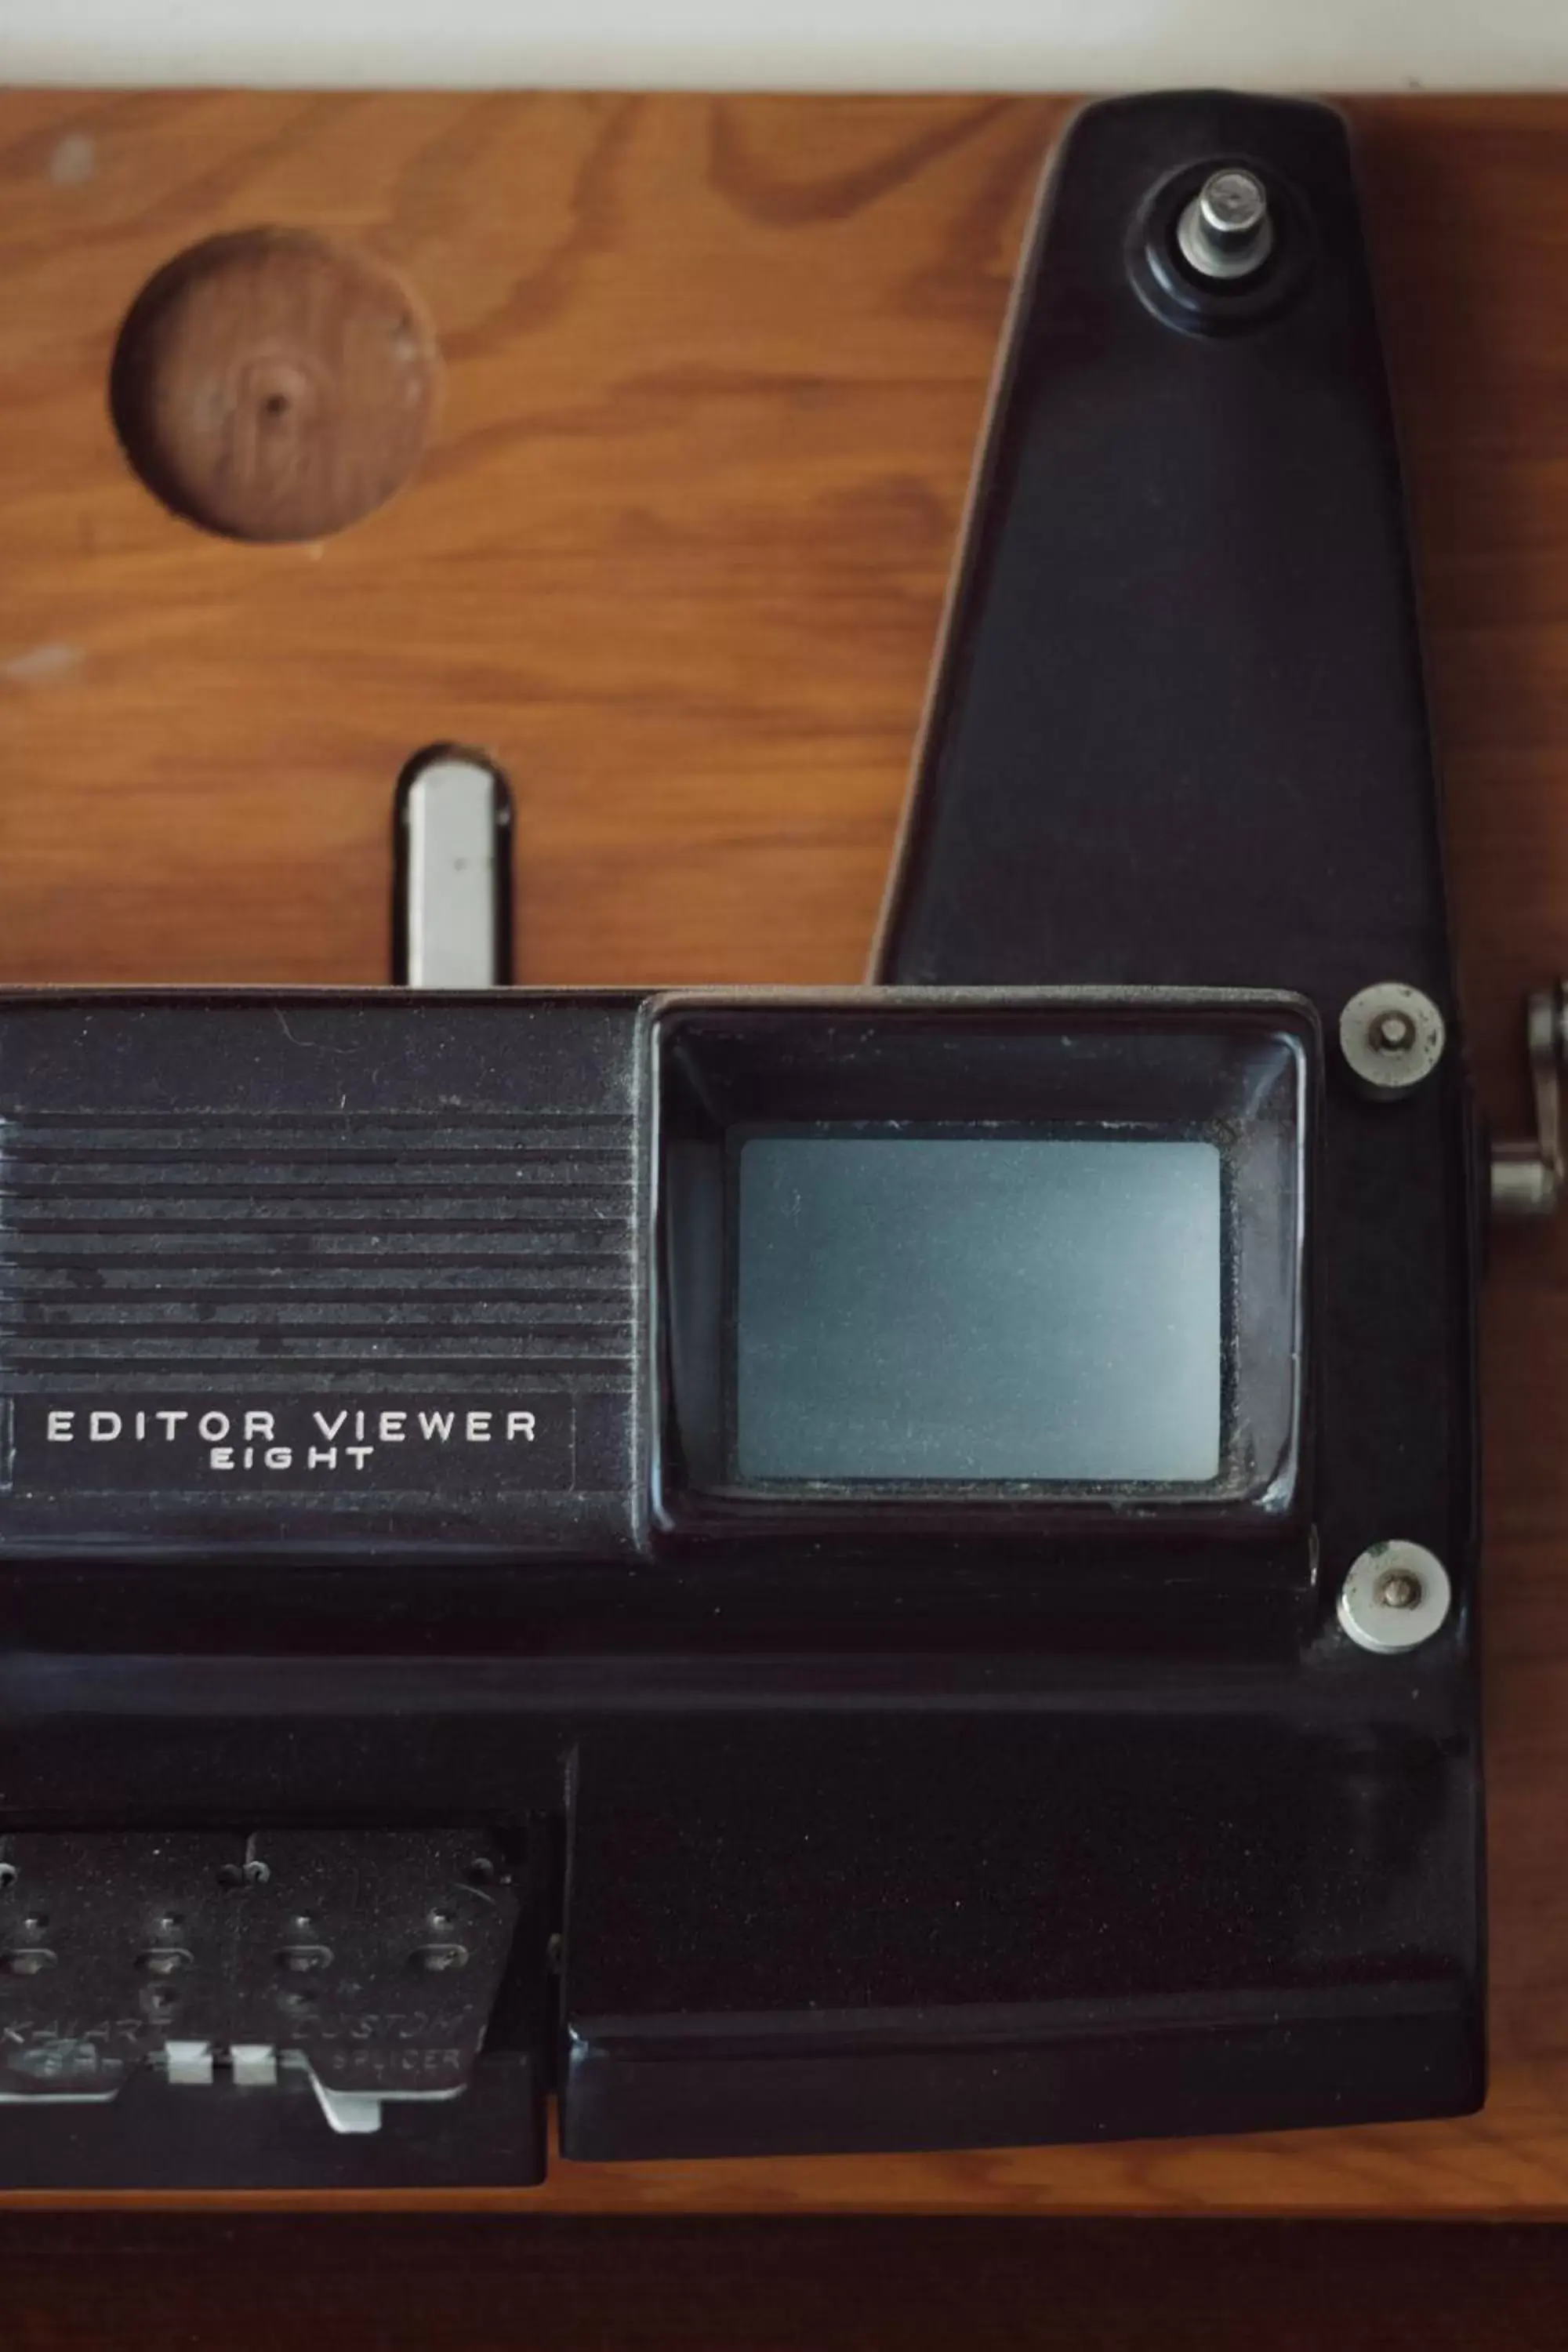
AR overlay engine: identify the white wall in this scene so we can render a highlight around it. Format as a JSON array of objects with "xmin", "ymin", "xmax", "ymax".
[{"xmin": 5, "ymin": 0, "xmax": 1567, "ymax": 93}]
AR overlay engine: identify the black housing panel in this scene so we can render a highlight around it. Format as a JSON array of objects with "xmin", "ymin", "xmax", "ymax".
[{"xmin": 0, "ymin": 89, "xmax": 1483, "ymax": 2184}]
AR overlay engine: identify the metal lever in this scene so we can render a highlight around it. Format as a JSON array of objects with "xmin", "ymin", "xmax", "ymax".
[
  {"xmin": 393, "ymin": 748, "xmax": 514, "ymax": 988},
  {"xmin": 1491, "ymin": 982, "xmax": 1567, "ymax": 1218}
]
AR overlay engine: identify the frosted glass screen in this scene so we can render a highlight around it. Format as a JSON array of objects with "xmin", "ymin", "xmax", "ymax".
[{"xmin": 735, "ymin": 1135, "xmax": 1223, "ymax": 1483}]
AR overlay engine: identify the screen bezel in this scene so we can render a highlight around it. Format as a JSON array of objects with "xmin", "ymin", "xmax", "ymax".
[{"xmin": 649, "ymin": 989, "xmax": 1314, "ymax": 1541}]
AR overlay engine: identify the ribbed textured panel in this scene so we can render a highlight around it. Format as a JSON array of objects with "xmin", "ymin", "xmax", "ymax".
[{"xmin": 0, "ymin": 1111, "xmax": 637, "ymax": 1387}]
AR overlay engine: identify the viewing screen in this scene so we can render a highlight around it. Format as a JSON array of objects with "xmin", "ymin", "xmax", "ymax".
[{"xmin": 735, "ymin": 1134, "xmax": 1223, "ymax": 1484}]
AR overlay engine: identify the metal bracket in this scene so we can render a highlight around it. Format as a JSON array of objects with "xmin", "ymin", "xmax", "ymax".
[
  {"xmin": 147, "ymin": 2045, "xmax": 463, "ymax": 2136},
  {"xmin": 1491, "ymin": 982, "xmax": 1567, "ymax": 1218},
  {"xmin": 0, "ymin": 1830, "xmax": 523, "ymax": 2135}
]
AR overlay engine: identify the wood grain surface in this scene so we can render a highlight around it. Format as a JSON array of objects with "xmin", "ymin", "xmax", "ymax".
[
  {"xmin": 2, "ymin": 87, "xmax": 1567, "ymax": 2216},
  {"xmin": 108, "ymin": 226, "xmax": 441, "ymax": 542},
  {"xmin": 13, "ymin": 2216, "xmax": 1568, "ymax": 2351}
]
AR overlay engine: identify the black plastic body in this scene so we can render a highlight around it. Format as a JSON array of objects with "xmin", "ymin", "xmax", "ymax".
[
  {"xmin": 0, "ymin": 984, "xmax": 1311, "ymax": 1573},
  {"xmin": 0, "ymin": 89, "xmax": 1483, "ymax": 2186},
  {"xmin": 654, "ymin": 991, "xmax": 1310, "ymax": 1531}
]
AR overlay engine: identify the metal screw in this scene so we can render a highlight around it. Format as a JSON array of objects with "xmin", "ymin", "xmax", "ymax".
[
  {"xmin": 1177, "ymin": 167, "xmax": 1275, "ymax": 281},
  {"xmin": 1338, "ymin": 1541, "xmax": 1453, "ymax": 1653},
  {"xmin": 1339, "ymin": 983, "xmax": 1446, "ymax": 1096}
]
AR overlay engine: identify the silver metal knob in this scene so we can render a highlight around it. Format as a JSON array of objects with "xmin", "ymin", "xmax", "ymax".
[{"xmin": 1177, "ymin": 169, "xmax": 1275, "ymax": 282}]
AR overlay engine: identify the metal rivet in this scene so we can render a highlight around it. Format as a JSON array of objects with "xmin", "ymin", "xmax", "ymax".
[
  {"xmin": 1338, "ymin": 1541, "xmax": 1453, "ymax": 1653},
  {"xmin": 1339, "ymin": 983, "xmax": 1446, "ymax": 1095},
  {"xmin": 1177, "ymin": 167, "xmax": 1275, "ymax": 281},
  {"xmin": 2, "ymin": 1947, "xmax": 56, "ymax": 1977},
  {"xmin": 410, "ymin": 1943, "xmax": 470, "ymax": 1975},
  {"xmin": 277, "ymin": 1944, "xmax": 334, "ymax": 1974},
  {"xmin": 136, "ymin": 1946, "xmax": 193, "ymax": 1978}
]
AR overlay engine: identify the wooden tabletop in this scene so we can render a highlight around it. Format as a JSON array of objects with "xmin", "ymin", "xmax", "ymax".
[{"xmin": 2, "ymin": 87, "xmax": 1567, "ymax": 2216}]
